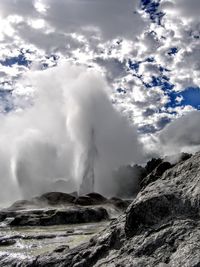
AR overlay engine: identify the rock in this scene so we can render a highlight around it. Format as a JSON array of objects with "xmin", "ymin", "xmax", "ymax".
[
  {"xmin": 1, "ymin": 152, "xmax": 200, "ymax": 267},
  {"xmin": 74, "ymin": 196, "xmax": 96, "ymax": 206},
  {"xmin": 35, "ymin": 192, "xmax": 76, "ymax": 206},
  {"xmin": 109, "ymin": 197, "xmax": 131, "ymax": 210},
  {"xmin": 66, "ymin": 229, "xmax": 75, "ymax": 234},
  {"xmin": 140, "ymin": 161, "xmax": 172, "ymax": 189},
  {"xmin": 7, "ymin": 192, "xmax": 76, "ymax": 211},
  {"xmin": 32, "ymin": 151, "xmax": 200, "ymax": 267},
  {"xmin": 70, "ymin": 191, "xmax": 79, "ymax": 198},
  {"xmin": 86, "ymin": 193, "xmax": 107, "ymax": 203},
  {"xmin": 75, "ymin": 193, "xmax": 107, "ymax": 206},
  {"xmin": 177, "ymin": 152, "xmax": 192, "ymax": 163},
  {"xmin": 0, "ymin": 238, "xmax": 16, "ymax": 246},
  {"xmin": 125, "ymin": 193, "xmax": 197, "ymax": 237},
  {"xmin": 53, "ymin": 245, "xmax": 69, "ymax": 253},
  {"xmin": 7, "ymin": 200, "xmax": 36, "ymax": 211},
  {"xmin": 0, "ymin": 213, "xmax": 7, "ymax": 222},
  {"xmin": 8, "ymin": 207, "xmax": 109, "ymax": 227},
  {"xmin": 145, "ymin": 158, "xmax": 163, "ymax": 174}
]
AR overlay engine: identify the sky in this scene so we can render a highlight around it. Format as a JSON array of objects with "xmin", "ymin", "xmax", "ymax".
[
  {"xmin": 0, "ymin": 0, "xmax": 200, "ymax": 201},
  {"xmin": 0, "ymin": 1, "xmax": 199, "ymax": 136}
]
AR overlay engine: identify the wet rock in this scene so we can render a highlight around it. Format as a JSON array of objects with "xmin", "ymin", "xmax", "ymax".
[
  {"xmin": 0, "ymin": 238, "xmax": 16, "ymax": 246},
  {"xmin": 66, "ymin": 229, "xmax": 75, "ymax": 234},
  {"xmin": 53, "ymin": 245, "xmax": 69, "ymax": 253},
  {"xmin": 23, "ymin": 234, "xmax": 58, "ymax": 240},
  {"xmin": 8, "ymin": 207, "xmax": 109, "ymax": 226},
  {"xmin": 0, "ymin": 213, "xmax": 7, "ymax": 222}
]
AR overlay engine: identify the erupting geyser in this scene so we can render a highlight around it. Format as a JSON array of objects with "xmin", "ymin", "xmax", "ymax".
[
  {"xmin": 79, "ymin": 128, "xmax": 98, "ymax": 195},
  {"xmin": 0, "ymin": 62, "xmax": 144, "ymax": 204}
]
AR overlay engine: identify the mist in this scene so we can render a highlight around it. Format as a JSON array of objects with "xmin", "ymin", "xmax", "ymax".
[
  {"xmin": 159, "ymin": 110, "xmax": 200, "ymax": 155},
  {"xmin": 0, "ymin": 62, "xmax": 144, "ymax": 204}
]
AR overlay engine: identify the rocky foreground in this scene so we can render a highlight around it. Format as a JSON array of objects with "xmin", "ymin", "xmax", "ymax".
[
  {"xmin": 0, "ymin": 192, "xmax": 130, "ymax": 266},
  {"xmin": 1, "ymin": 152, "xmax": 200, "ymax": 266},
  {"xmin": 0, "ymin": 192, "xmax": 129, "ymax": 227}
]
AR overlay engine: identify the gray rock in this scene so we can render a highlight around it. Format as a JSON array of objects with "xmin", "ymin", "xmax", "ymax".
[
  {"xmin": 34, "ymin": 151, "xmax": 200, "ymax": 267},
  {"xmin": 109, "ymin": 197, "xmax": 131, "ymax": 210},
  {"xmin": 74, "ymin": 196, "xmax": 96, "ymax": 206},
  {"xmin": 2, "ymin": 151, "xmax": 200, "ymax": 266},
  {"xmin": 7, "ymin": 192, "xmax": 76, "ymax": 211},
  {"xmin": 36, "ymin": 192, "xmax": 76, "ymax": 205},
  {"xmin": 7, "ymin": 207, "xmax": 109, "ymax": 227},
  {"xmin": 140, "ymin": 161, "xmax": 172, "ymax": 189},
  {"xmin": 0, "ymin": 238, "xmax": 16, "ymax": 246}
]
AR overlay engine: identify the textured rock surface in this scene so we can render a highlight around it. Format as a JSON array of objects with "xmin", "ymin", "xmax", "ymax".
[
  {"xmin": 0, "ymin": 191, "xmax": 130, "ymax": 228},
  {"xmin": 1, "ymin": 152, "xmax": 200, "ymax": 266},
  {"xmin": 35, "ymin": 151, "xmax": 200, "ymax": 267},
  {"xmin": 6, "ymin": 192, "xmax": 129, "ymax": 212},
  {"xmin": 6, "ymin": 207, "xmax": 109, "ymax": 226},
  {"xmin": 140, "ymin": 161, "xmax": 172, "ymax": 189}
]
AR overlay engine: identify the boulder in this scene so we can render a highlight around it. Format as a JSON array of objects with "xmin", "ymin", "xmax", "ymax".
[
  {"xmin": 74, "ymin": 196, "xmax": 95, "ymax": 206},
  {"xmin": 35, "ymin": 192, "xmax": 76, "ymax": 205},
  {"xmin": 86, "ymin": 193, "xmax": 107, "ymax": 203}
]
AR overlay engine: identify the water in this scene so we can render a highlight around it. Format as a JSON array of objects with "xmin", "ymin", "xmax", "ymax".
[{"xmin": 0, "ymin": 221, "xmax": 109, "ymax": 260}]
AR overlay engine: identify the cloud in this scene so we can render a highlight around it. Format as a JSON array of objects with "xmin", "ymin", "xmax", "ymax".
[
  {"xmin": 41, "ymin": 0, "xmax": 146, "ymax": 40},
  {"xmin": 0, "ymin": 0, "xmax": 146, "ymax": 45},
  {"xmin": 0, "ymin": 0, "xmax": 36, "ymax": 18},
  {"xmin": 159, "ymin": 111, "xmax": 200, "ymax": 155}
]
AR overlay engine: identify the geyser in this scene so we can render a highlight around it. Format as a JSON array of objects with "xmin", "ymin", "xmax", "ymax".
[
  {"xmin": 0, "ymin": 62, "xmax": 144, "ymax": 204},
  {"xmin": 79, "ymin": 128, "xmax": 97, "ymax": 195}
]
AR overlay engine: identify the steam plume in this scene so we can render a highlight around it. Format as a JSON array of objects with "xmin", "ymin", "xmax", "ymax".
[{"xmin": 0, "ymin": 62, "xmax": 144, "ymax": 204}]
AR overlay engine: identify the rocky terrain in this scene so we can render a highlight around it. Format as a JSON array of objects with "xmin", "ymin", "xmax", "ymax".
[
  {"xmin": 0, "ymin": 192, "xmax": 130, "ymax": 227},
  {"xmin": 0, "ymin": 151, "xmax": 200, "ymax": 266},
  {"xmin": 0, "ymin": 192, "xmax": 130, "ymax": 266}
]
